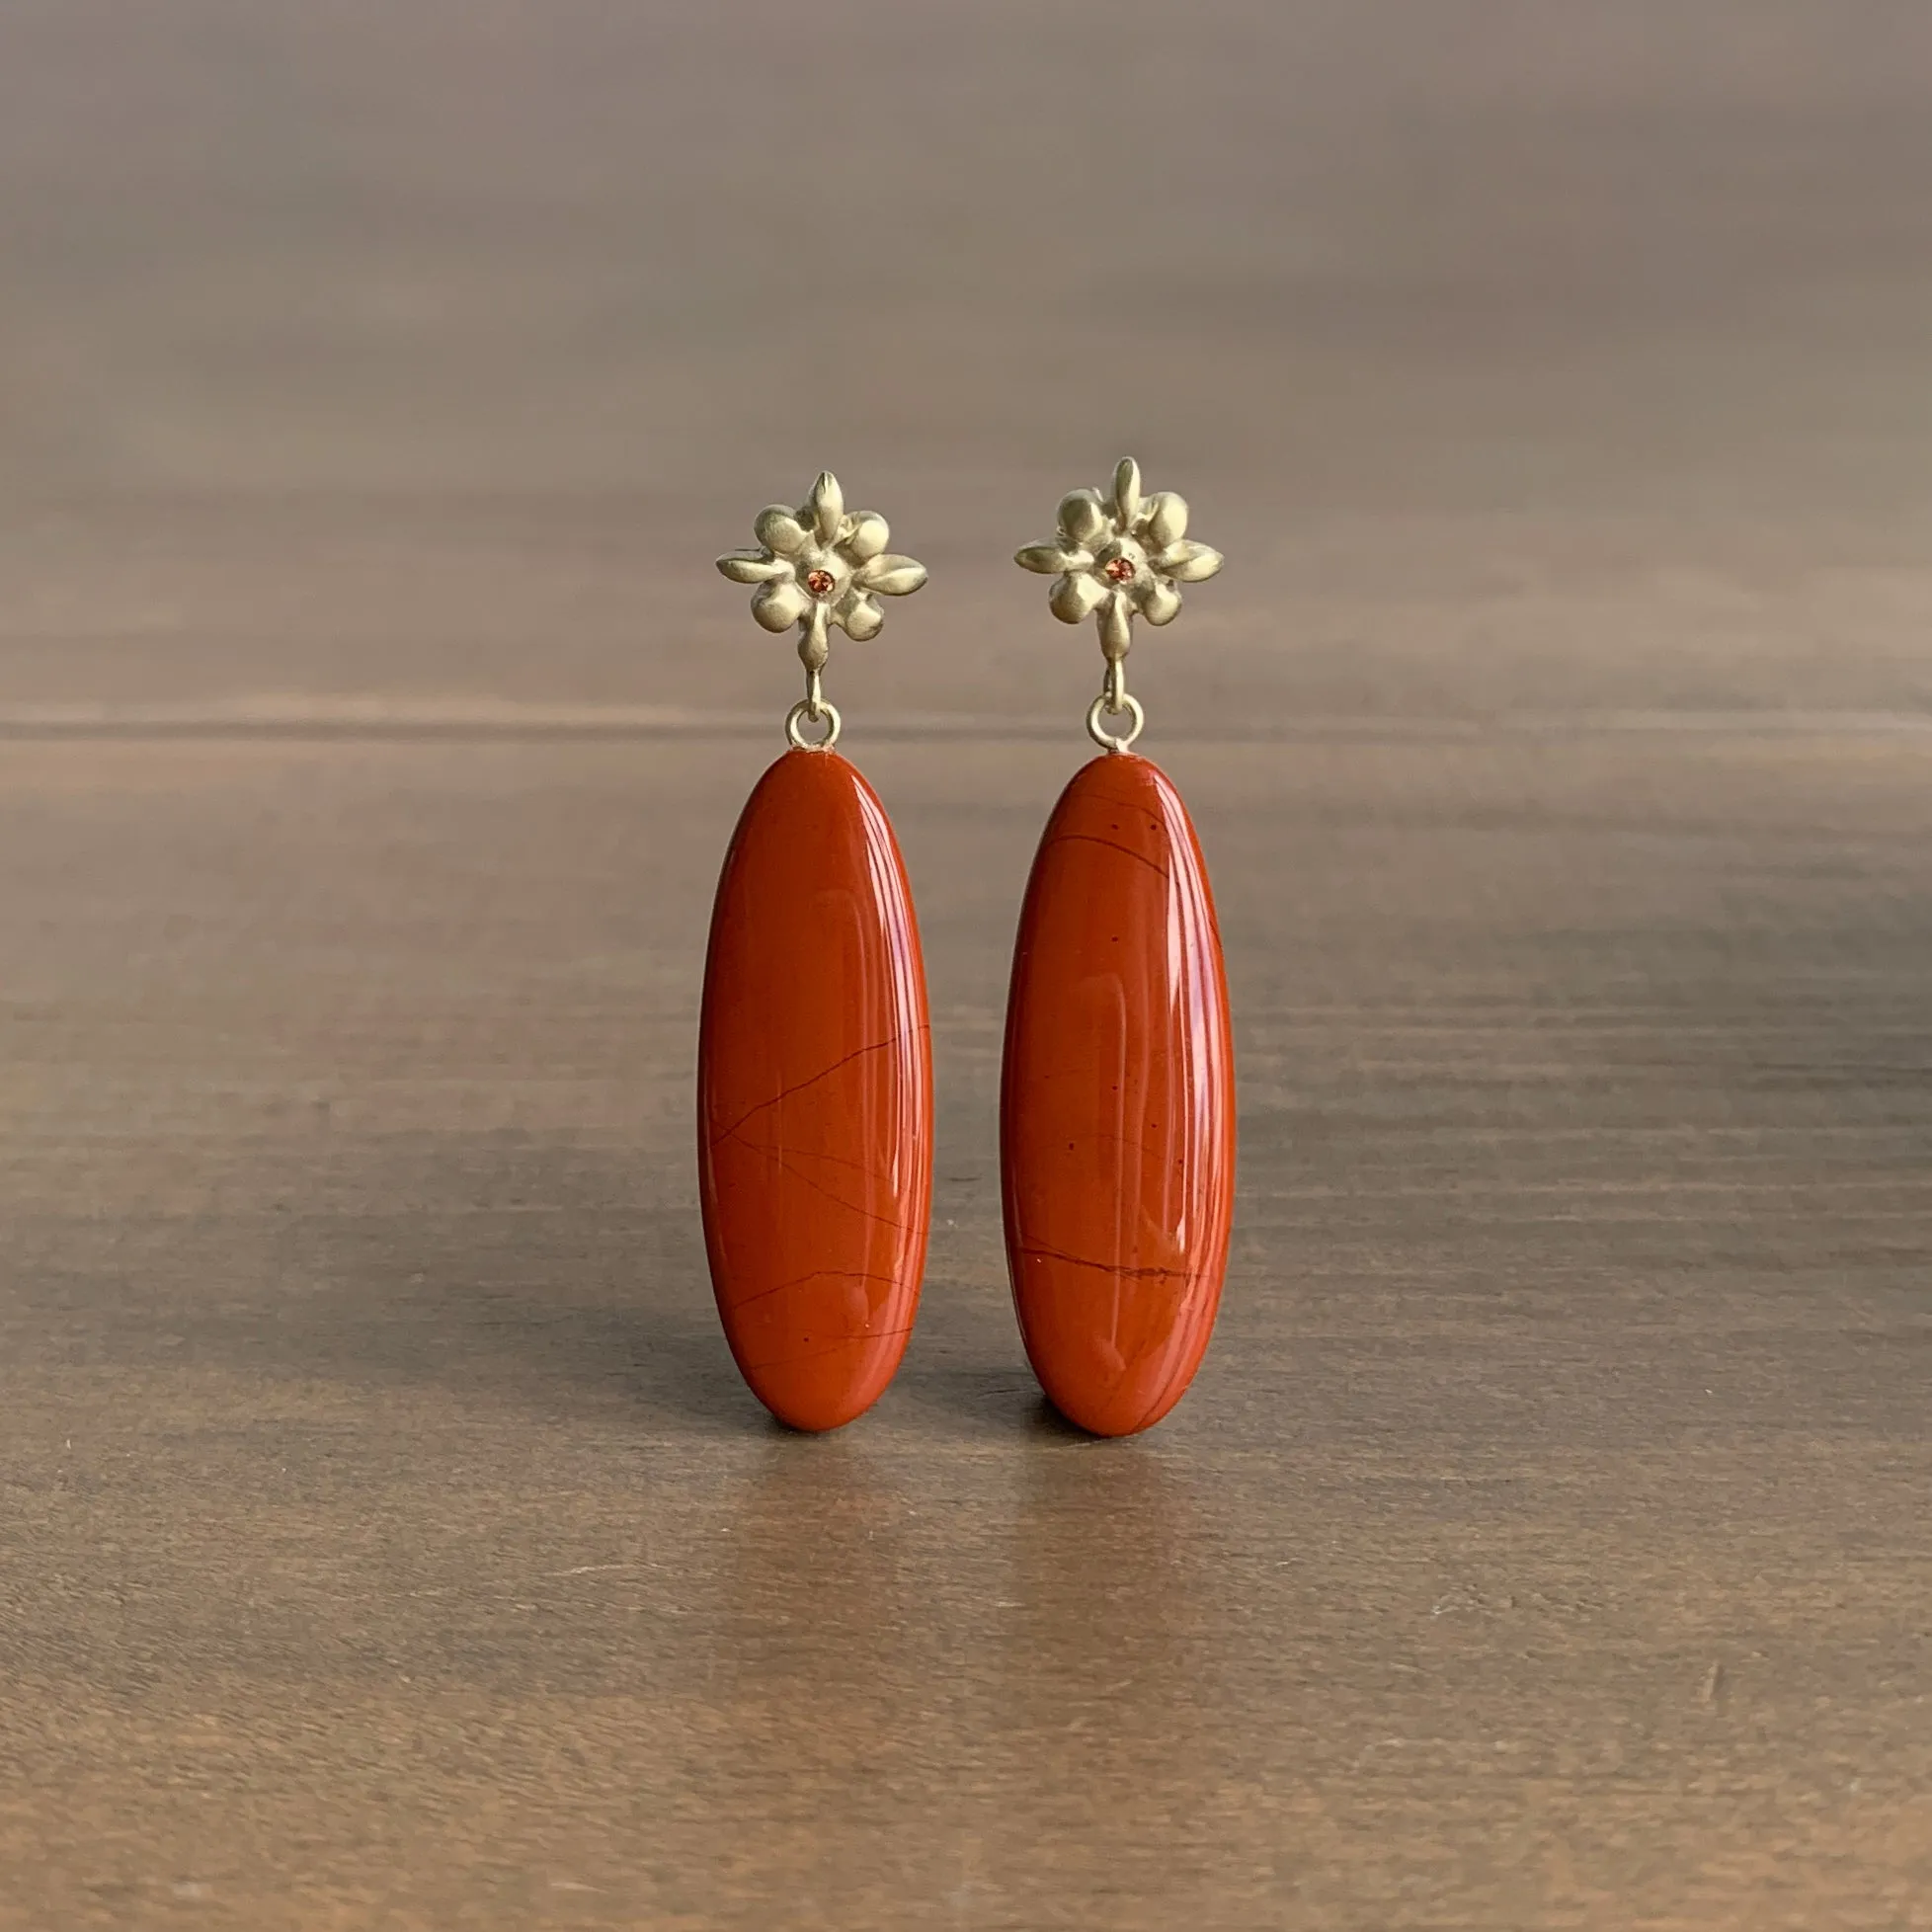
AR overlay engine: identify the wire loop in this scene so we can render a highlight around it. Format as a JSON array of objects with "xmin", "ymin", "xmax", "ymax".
[
  {"xmin": 1085, "ymin": 689, "xmax": 1146, "ymax": 753},
  {"xmin": 785, "ymin": 696, "xmax": 842, "ymax": 750}
]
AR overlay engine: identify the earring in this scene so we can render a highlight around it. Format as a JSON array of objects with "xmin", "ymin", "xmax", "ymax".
[
  {"xmin": 701, "ymin": 472, "xmax": 933, "ymax": 1430},
  {"xmin": 1006, "ymin": 458, "xmax": 1236, "ymax": 1436}
]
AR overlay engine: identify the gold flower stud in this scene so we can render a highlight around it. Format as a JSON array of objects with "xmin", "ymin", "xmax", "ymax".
[
  {"xmin": 717, "ymin": 471, "xmax": 928, "ymax": 675},
  {"xmin": 1016, "ymin": 457, "xmax": 1224, "ymax": 751},
  {"xmin": 1015, "ymin": 457, "xmax": 1223, "ymax": 659}
]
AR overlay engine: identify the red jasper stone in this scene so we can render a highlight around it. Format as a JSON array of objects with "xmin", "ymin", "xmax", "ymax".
[
  {"xmin": 1002, "ymin": 753, "xmax": 1235, "ymax": 1436},
  {"xmin": 698, "ymin": 748, "xmax": 932, "ymax": 1430}
]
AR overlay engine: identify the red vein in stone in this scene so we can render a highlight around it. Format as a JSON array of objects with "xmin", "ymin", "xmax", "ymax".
[
  {"xmin": 1084, "ymin": 784, "xmax": 1169, "ymax": 833},
  {"xmin": 1044, "ymin": 831, "xmax": 1170, "ymax": 883},
  {"xmin": 718, "ymin": 1127, "xmax": 912, "ymax": 1234},
  {"xmin": 705, "ymin": 1029, "xmax": 921, "ymax": 1149},
  {"xmin": 740, "ymin": 1324, "xmax": 918, "ymax": 1373},
  {"xmin": 1014, "ymin": 1243, "xmax": 1196, "ymax": 1283},
  {"xmin": 724, "ymin": 1139, "xmax": 883, "ymax": 1182},
  {"xmin": 726, "ymin": 1266, "xmax": 905, "ymax": 1313}
]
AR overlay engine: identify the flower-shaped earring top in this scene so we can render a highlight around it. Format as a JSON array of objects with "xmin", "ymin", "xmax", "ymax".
[
  {"xmin": 1015, "ymin": 457, "xmax": 1223, "ymax": 662},
  {"xmin": 717, "ymin": 471, "xmax": 927, "ymax": 675}
]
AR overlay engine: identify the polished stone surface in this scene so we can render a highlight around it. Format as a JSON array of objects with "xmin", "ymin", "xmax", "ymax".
[
  {"xmin": 1, "ymin": 4, "xmax": 1930, "ymax": 1927},
  {"xmin": 1003, "ymin": 753, "xmax": 1236, "ymax": 1436},
  {"xmin": 699, "ymin": 748, "xmax": 931, "ymax": 1431}
]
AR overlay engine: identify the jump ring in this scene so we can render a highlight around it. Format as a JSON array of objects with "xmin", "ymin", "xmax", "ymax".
[
  {"xmin": 785, "ymin": 697, "xmax": 843, "ymax": 750},
  {"xmin": 1085, "ymin": 690, "xmax": 1145, "ymax": 754}
]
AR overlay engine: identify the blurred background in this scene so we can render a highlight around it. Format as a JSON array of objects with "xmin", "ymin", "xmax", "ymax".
[
  {"xmin": 3, "ymin": 5, "xmax": 1930, "ymax": 1928},
  {"xmin": 3, "ymin": 0, "xmax": 1929, "ymax": 725}
]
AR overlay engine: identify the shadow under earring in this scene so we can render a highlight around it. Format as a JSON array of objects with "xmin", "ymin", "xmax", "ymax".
[
  {"xmin": 1006, "ymin": 458, "xmax": 1236, "ymax": 1437},
  {"xmin": 701, "ymin": 472, "xmax": 933, "ymax": 1431}
]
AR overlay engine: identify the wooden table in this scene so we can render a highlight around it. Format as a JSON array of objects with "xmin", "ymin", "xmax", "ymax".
[{"xmin": 2, "ymin": 6, "xmax": 1929, "ymax": 1926}]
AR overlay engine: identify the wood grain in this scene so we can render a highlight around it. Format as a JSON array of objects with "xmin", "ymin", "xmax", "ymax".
[{"xmin": 0, "ymin": 4, "xmax": 1928, "ymax": 1926}]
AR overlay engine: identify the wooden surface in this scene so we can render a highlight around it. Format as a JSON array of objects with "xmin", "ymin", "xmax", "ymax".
[{"xmin": 2, "ymin": 5, "xmax": 1930, "ymax": 1926}]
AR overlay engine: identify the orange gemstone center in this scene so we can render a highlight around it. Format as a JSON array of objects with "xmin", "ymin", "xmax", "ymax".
[
  {"xmin": 805, "ymin": 568, "xmax": 836, "ymax": 598},
  {"xmin": 1103, "ymin": 556, "xmax": 1136, "ymax": 584}
]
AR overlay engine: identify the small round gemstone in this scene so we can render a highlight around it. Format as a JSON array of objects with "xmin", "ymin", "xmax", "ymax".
[
  {"xmin": 1103, "ymin": 556, "xmax": 1136, "ymax": 584},
  {"xmin": 805, "ymin": 568, "xmax": 836, "ymax": 598}
]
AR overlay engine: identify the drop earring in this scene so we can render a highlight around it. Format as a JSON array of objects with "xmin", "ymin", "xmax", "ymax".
[
  {"xmin": 1006, "ymin": 458, "xmax": 1236, "ymax": 1436},
  {"xmin": 701, "ymin": 472, "xmax": 933, "ymax": 1430}
]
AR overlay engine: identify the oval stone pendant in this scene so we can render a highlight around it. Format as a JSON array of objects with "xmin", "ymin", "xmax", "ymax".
[
  {"xmin": 1001, "ymin": 752, "xmax": 1236, "ymax": 1436},
  {"xmin": 698, "ymin": 748, "xmax": 932, "ymax": 1430}
]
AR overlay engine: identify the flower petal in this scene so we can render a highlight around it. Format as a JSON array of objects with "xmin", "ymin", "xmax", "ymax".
[
  {"xmin": 1142, "ymin": 491, "xmax": 1188, "ymax": 548},
  {"xmin": 1111, "ymin": 457, "xmax": 1142, "ymax": 526},
  {"xmin": 807, "ymin": 471, "xmax": 845, "ymax": 543},
  {"xmin": 756, "ymin": 507, "xmax": 811, "ymax": 557},
  {"xmin": 1049, "ymin": 570, "xmax": 1108, "ymax": 624},
  {"xmin": 1015, "ymin": 542, "xmax": 1090, "ymax": 576},
  {"xmin": 752, "ymin": 578, "xmax": 808, "ymax": 631},
  {"xmin": 853, "ymin": 554, "xmax": 927, "ymax": 597},
  {"xmin": 1057, "ymin": 489, "xmax": 1109, "ymax": 547},
  {"xmin": 1139, "ymin": 579, "xmax": 1181, "ymax": 625},
  {"xmin": 834, "ymin": 589, "xmax": 885, "ymax": 641},
  {"xmin": 844, "ymin": 511, "xmax": 889, "ymax": 562},
  {"xmin": 1100, "ymin": 590, "xmax": 1134, "ymax": 656},
  {"xmin": 717, "ymin": 549, "xmax": 789, "ymax": 585},
  {"xmin": 799, "ymin": 599, "xmax": 831, "ymax": 669},
  {"xmin": 1157, "ymin": 540, "xmax": 1224, "ymax": 583}
]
